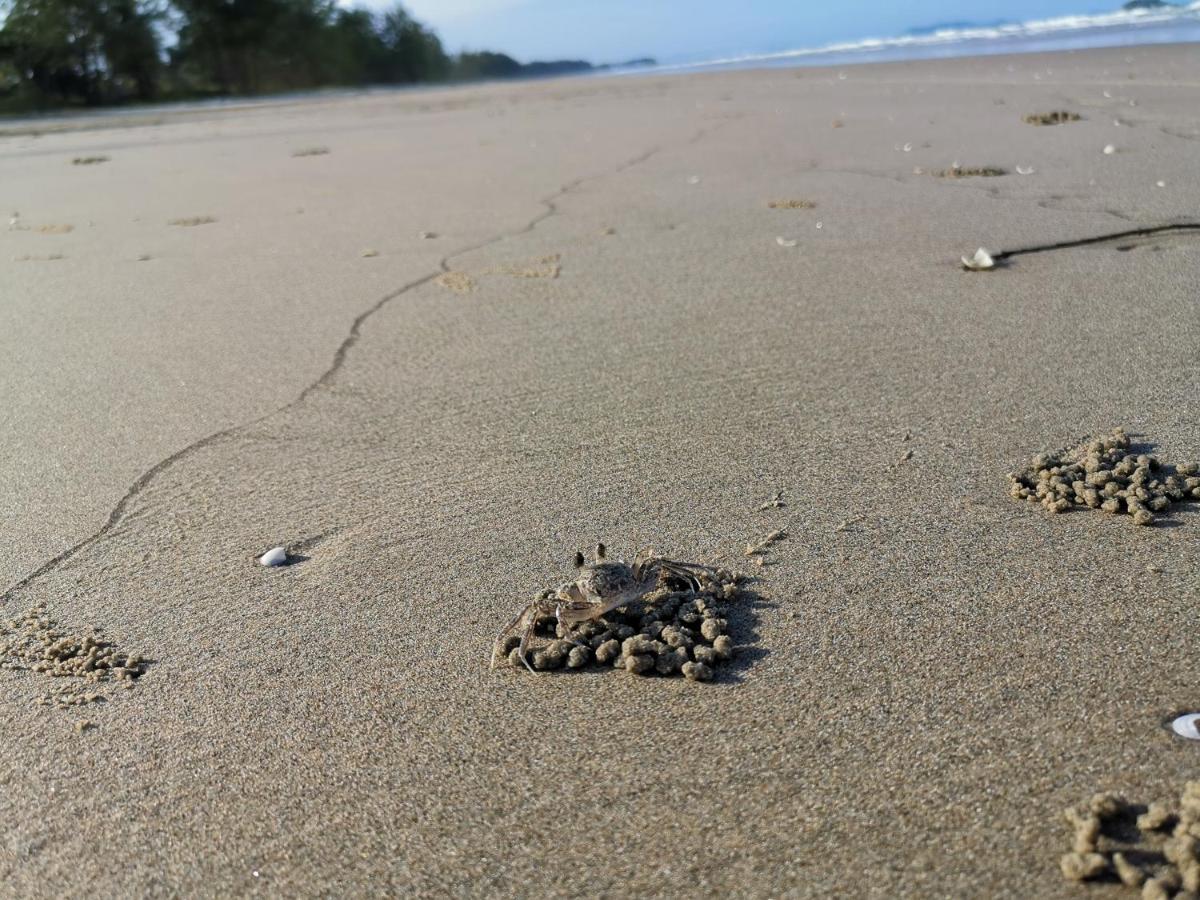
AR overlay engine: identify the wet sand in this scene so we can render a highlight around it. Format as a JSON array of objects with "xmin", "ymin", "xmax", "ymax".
[{"xmin": 2, "ymin": 43, "xmax": 1199, "ymax": 897}]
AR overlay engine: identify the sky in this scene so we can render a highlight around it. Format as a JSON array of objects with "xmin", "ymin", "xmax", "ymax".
[{"xmin": 389, "ymin": 0, "xmax": 1120, "ymax": 65}]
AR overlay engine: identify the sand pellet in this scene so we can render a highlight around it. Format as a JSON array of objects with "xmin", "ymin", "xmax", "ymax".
[
  {"xmin": 1010, "ymin": 429, "xmax": 1200, "ymax": 525},
  {"xmin": 498, "ymin": 559, "xmax": 742, "ymax": 680},
  {"xmin": 1061, "ymin": 852, "xmax": 1109, "ymax": 882}
]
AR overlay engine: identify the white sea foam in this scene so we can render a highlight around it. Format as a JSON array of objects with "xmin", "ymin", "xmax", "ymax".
[{"xmin": 641, "ymin": 5, "xmax": 1200, "ymax": 75}]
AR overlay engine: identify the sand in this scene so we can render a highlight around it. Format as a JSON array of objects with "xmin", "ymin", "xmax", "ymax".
[{"xmin": 1, "ymin": 43, "xmax": 1199, "ymax": 897}]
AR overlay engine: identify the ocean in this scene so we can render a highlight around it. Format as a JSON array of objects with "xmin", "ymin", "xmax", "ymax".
[{"xmin": 635, "ymin": 4, "xmax": 1200, "ymax": 74}]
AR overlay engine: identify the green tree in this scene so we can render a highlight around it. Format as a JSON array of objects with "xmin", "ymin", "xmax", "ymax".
[
  {"xmin": 0, "ymin": 0, "xmax": 163, "ymax": 105},
  {"xmin": 375, "ymin": 4, "xmax": 448, "ymax": 83}
]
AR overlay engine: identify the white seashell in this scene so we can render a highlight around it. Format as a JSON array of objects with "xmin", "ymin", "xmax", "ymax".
[
  {"xmin": 1103, "ymin": 144, "xmax": 1116, "ymax": 155},
  {"xmin": 1156, "ymin": 180, "xmax": 1166, "ymax": 188},
  {"xmin": 259, "ymin": 546, "xmax": 288, "ymax": 567},
  {"xmin": 814, "ymin": 221, "xmax": 823, "ymax": 230},
  {"xmin": 1172, "ymin": 714, "xmax": 1200, "ymax": 740},
  {"xmin": 775, "ymin": 236, "xmax": 798, "ymax": 247},
  {"xmin": 1016, "ymin": 165, "xmax": 1035, "ymax": 175},
  {"xmin": 903, "ymin": 142, "xmax": 913, "ymax": 152},
  {"xmin": 686, "ymin": 175, "xmax": 701, "ymax": 185},
  {"xmin": 1103, "ymin": 90, "xmax": 1112, "ymax": 98},
  {"xmin": 961, "ymin": 248, "xmax": 995, "ymax": 271}
]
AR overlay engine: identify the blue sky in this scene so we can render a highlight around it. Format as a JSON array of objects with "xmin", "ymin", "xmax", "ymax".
[{"xmin": 390, "ymin": 0, "xmax": 1117, "ymax": 64}]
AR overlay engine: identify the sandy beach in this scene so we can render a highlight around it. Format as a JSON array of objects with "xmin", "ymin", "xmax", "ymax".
[{"xmin": 2, "ymin": 43, "xmax": 1199, "ymax": 897}]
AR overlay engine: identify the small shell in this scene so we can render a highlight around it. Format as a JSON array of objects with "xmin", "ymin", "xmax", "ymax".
[
  {"xmin": 686, "ymin": 175, "xmax": 701, "ymax": 185},
  {"xmin": 1103, "ymin": 144, "xmax": 1116, "ymax": 155},
  {"xmin": 961, "ymin": 248, "xmax": 995, "ymax": 271},
  {"xmin": 1172, "ymin": 713, "xmax": 1200, "ymax": 740},
  {"xmin": 259, "ymin": 546, "xmax": 288, "ymax": 567},
  {"xmin": 1016, "ymin": 165, "xmax": 1035, "ymax": 175},
  {"xmin": 902, "ymin": 142, "xmax": 913, "ymax": 152},
  {"xmin": 775, "ymin": 236, "xmax": 798, "ymax": 247}
]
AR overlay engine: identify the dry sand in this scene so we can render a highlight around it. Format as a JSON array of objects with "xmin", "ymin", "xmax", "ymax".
[{"xmin": 2, "ymin": 44, "xmax": 1199, "ymax": 897}]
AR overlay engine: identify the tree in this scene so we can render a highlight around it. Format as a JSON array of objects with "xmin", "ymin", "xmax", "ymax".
[
  {"xmin": 375, "ymin": 4, "xmax": 448, "ymax": 83},
  {"xmin": 0, "ymin": 0, "xmax": 163, "ymax": 105}
]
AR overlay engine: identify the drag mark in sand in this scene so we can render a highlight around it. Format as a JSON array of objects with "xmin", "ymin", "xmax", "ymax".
[
  {"xmin": 991, "ymin": 221, "xmax": 1200, "ymax": 264},
  {"xmin": 0, "ymin": 126, "xmax": 726, "ymax": 606}
]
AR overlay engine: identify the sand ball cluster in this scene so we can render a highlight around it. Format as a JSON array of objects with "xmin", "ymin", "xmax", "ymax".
[
  {"xmin": 0, "ymin": 603, "xmax": 146, "ymax": 697},
  {"xmin": 1008, "ymin": 428, "xmax": 1200, "ymax": 526},
  {"xmin": 1061, "ymin": 784, "xmax": 1200, "ymax": 896},
  {"xmin": 1024, "ymin": 110, "xmax": 1082, "ymax": 125},
  {"xmin": 498, "ymin": 570, "xmax": 742, "ymax": 681},
  {"xmin": 932, "ymin": 166, "xmax": 1007, "ymax": 178}
]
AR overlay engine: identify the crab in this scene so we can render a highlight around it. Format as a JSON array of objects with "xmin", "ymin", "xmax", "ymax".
[{"xmin": 491, "ymin": 543, "xmax": 721, "ymax": 673}]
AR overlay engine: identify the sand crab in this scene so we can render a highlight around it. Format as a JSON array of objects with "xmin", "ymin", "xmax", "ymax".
[{"xmin": 492, "ymin": 544, "xmax": 721, "ymax": 673}]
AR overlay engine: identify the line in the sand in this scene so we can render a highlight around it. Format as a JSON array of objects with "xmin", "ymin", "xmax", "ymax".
[
  {"xmin": 0, "ymin": 127, "xmax": 722, "ymax": 603},
  {"xmin": 994, "ymin": 222, "xmax": 1200, "ymax": 261}
]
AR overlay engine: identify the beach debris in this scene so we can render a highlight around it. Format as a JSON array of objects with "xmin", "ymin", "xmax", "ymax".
[
  {"xmin": 36, "ymin": 223, "xmax": 74, "ymax": 234},
  {"xmin": 1008, "ymin": 427, "xmax": 1200, "ymax": 526},
  {"xmin": 1016, "ymin": 165, "xmax": 1035, "ymax": 175},
  {"xmin": 492, "ymin": 543, "xmax": 741, "ymax": 680},
  {"xmin": 259, "ymin": 546, "xmax": 289, "ymax": 567},
  {"xmin": 1172, "ymin": 714, "xmax": 1200, "ymax": 740},
  {"xmin": 1104, "ymin": 144, "xmax": 1117, "ymax": 155},
  {"xmin": 599, "ymin": 226, "xmax": 616, "ymax": 235},
  {"xmin": 8, "ymin": 212, "xmax": 20, "ymax": 229},
  {"xmin": 767, "ymin": 199, "xmax": 816, "ymax": 209},
  {"xmin": 961, "ymin": 248, "xmax": 995, "ymax": 271},
  {"xmin": 434, "ymin": 271, "xmax": 476, "ymax": 293},
  {"xmin": 835, "ymin": 517, "xmax": 861, "ymax": 533},
  {"xmin": 758, "ymin": 491, "xmax": 785, "ymax": 511},
  {"xmin": 71, "ymin": 155, "xmax": 109, "ymax": 165},
  {"xmin": 687, "ymin": 175, "xmax": 701, "ymax": 185},
  {"xmin": 168, "ymin": 216, "xmax": 216, "ymax": 226},
  {"xmin": 291, "ymin": 146, "xmax": 329, "ymax": 157},
  {"xmin": 744, "ymin": 529, "xmax": 786, "ymax": 557},
  {"xmin": 775, "ymin": 236, "xmax": 798, "ymax": 248},
  {"xmin": 814, "ymin": 221, "xmax": 823, "ymax": 230},
  {"xmin": 1156, "ymin": 181, "xmax": 1166, "ymax": 188},
  {"xmin": 1, "ymin": 603, "xmax": 146, "ymax": 707},
  {"xmin": 15, "ymin": 253, "xmax": 65, "ymax": 262},
  {"xmin": 1061, "ymin": 783, "xmax": 1200, "ymax": 893},
  {"xmin": 933, "ymin": 166, "xmax": 1006, "ymax": 178},
  {"xmin": 360, "ymin": 249, "xmax": 379, "ymax": 258},
  {"xmin": 831, "ymin": 119, "xmax": 844, "ymax": 128},
  {"xmin": 136, "ymin": 254, "xmax": 151, "ymax": 262},
  {"xmin": 418, "ymin": 231, "xmax": 437, "ymax": 239},
  {"xmin": 1023, "ymin": 110, "xmax": 1081, "ymax": 126}
]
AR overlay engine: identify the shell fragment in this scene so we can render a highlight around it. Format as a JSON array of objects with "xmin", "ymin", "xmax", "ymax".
[
  {"xmin": 1172, "ymin": 714, "xmax": 1200, "ymax": 740},
  {"xmin": 259, "ymin": 546, "xmax": 289, "ymax": 567},
  {"xmin": 961, "ymin": 248, "xmax": 996, "ymax": 271}
]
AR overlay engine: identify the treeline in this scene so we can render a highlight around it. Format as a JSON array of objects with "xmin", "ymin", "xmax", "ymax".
[{"xmin": 0, "ymin": 0, "xmax": 650, "ymax": 111}]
